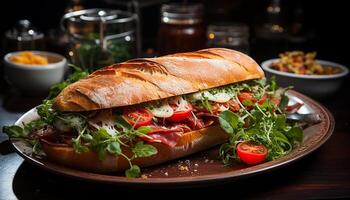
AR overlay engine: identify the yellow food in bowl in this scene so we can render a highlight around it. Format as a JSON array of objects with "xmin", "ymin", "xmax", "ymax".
[
  {"xmin": 10, "ymin": 52, "xmax": 49, "ymax": 65},
  {"xmin": 270, "ymin": 51, "xmax": 342, "ymax": 75}
]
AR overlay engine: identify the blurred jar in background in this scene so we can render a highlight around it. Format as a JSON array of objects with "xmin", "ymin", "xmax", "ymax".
[
  {"xmin": 207, "ymin": 23, "xmax": 249, "ymax": 54},
  {"xmin": 157, "ymin": 3, "xmax": 206, "ymax": 55},
  {"xmin": 61, "ymin": 9, "xmax": 139, "ymax": 71},
  {"xmin": 3, "ymin": 19, "xmax": 45, "ymax": 53},
  {"xmin": 253, "ymin": 0, "xmax": 287, "ymax": 61}
]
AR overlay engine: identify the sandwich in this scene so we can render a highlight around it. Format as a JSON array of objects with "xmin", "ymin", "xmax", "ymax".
[{"xmin": 4, "ymin": 48, "xmax": 302, "ymax": 177}]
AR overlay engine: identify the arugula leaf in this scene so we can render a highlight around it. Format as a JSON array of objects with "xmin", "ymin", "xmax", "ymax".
[
  {"xmin": 36, "ymin": 99, "xmax": 57, "ymax": 124},
  {"xmin": 97, "ymin": 128, "xmax": 112, "ymax": 140},
  {"xmin": 107, "ymin": 141, "xmax": 122, "ymax": 155},
  {"xmin": 199, "ymin": 93, "xmax": 212, "ymax": 113},
  {"xmin": 286, "ymin": 126, "xmax": 303, "ymax": 143},
  {"xmin": 72, "ymin": 137, "xmax": 89, "ymax": 153},
  {"xmin": 219, "ymin": 110, "xmax": 240, "ymax": 135},
  {"xmin": 254, "ymin": 78, "xmax": 267, "ymax": 88},
  {"xmin": 24, "ymin": 119, "xmax": 47, "ymax": 133},
  {"xmin": 242, "ymin": 100, "xmax": 254, "ymax": 107},
  {"xmin": 125, "ymin": 165, "xmax": 141, "ymax": 178},
  {"xmin": 275, "ymin": 115, "xmax": 287, "ymax": 129},
  {"xmin": 81, "ymin": 133, "xmax": 93, "ymax": 142},
  {"xmin": 270, "ymin": 76, "xmax": 277, "ymax": 92},
  {"xmin": 279, "ymin": 95, "xmax": 289, "ymax": 111},
  {"xmin": 219, "ymin": 143, "xmax": 235, "ymax": 165},
  {"xmin": 132, "ymin": 141, "xmax": 158, "ymax": 158},
  {"xmin": 3, "ymin": 125, "xmax": 25, "ymax": 138},
  {"xmin": 136, "ymin": 126, "xmax": 152, "ymax": 135}
]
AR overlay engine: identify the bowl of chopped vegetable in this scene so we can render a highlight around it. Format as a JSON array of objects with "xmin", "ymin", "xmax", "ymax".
[
  {"xmin": 261, "ymin": 51, "xmax": 349, "ymax": 99},
  {"xmin": 4, "ymin": 51, "xmax": 67, "ymax": 95}
]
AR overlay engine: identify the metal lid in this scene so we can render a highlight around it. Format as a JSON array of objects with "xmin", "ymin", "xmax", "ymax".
[
  {"xmin": 5, "ymin": 19, "xmax": 44, "ymax": 41},
  {"xmin": 61, "ymin": 8, "xmax": 137, "ymax": 39},
  {"xmin": 62, "ymin": 9, "xmax": 136, "ymax": 26},
  {"xmin": 208, "ymin": 23, "xmax": 249, "ymax": 38},
  {"xmin": 161, "ymin": 3, "xmax": 204, "ymax": 25}
]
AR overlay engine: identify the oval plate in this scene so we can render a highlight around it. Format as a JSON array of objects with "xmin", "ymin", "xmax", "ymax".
[{"xmin": 10, "ymin": 90, "xmax": 334, "ymax": 187}]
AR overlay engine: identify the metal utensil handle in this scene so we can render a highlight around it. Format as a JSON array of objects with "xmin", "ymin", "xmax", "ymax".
[{"xmin": 286, "ymin": 113, "xmax": 322, "ymax": 125}]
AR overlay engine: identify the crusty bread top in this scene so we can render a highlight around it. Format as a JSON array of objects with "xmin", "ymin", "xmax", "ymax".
[{"xmin": 53, "ymin": 48, "xmax": 264, "ymax": 112}]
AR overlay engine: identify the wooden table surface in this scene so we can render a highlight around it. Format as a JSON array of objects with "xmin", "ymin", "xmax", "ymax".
[{"xmin": 1, "ymin": 79, "xmax": 350, "ymax": 200}]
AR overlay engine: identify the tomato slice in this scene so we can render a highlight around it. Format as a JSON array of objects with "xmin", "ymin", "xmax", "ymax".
[
  {"xmin": 167, "ymin": 104, "xmax": 193, "ymax": 122},
  {"xmin": 257, "ymin": 94, "xmax": 267, "ymax": 105},
  {"xmin": 237, "ymin": 141, "xmax": 268, "ymax": 165},
  {"xmin": 238, "ymin": 92, "xmax": 267, "ymax": 105},
  {"xmin": 123, "ymin": 108, "xmax": 153, "ymax": 128},
  {"xmin": 238, "ymin": 92, "xmax": 253, "ymax": 103}
]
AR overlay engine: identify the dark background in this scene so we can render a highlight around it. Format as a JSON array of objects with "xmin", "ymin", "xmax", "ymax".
[{"xmin": 0, "ymin": 0, "xmax": 349, "ymax": 66}]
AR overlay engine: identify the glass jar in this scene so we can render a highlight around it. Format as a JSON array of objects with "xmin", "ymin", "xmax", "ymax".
[
  {"xmin": 61, "ymin": 9, "xmax": 139, "ymax": 71},
  {"xmin": 3, "ymin": 19, "xmax": 45, "ymax": 53},
  {"xmin": 207, "ymin": 23, "xmax": 250, "ymax": 54},
  {"xmin": 157, "ymin": 3, "xmax": 206, "ymax": 55}
]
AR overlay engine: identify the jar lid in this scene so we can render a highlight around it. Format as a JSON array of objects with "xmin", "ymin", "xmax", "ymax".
[
  {"xmin": 5, "ymin": 19, "xmax": 44, "ymax": 41},
  {"xmin": 65, "ymin": 9, "xmax": 135, "ymax": 24},
  {"xmin": 208, "ymin": 23, "xmax": 249, "ymax": 38},
  {"xmin": 61, "ymin": 9, "xmax": 137, "ymax": 37},
  {"xmin": 161, "ymin": 3, "xmax": 204, "ymax": 25}
]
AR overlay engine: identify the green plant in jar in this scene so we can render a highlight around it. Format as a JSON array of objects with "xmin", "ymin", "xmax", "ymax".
[
  {"xmin": 71, "ymin": 34, "xmax": 132, "ymax": 71},
  {"xmin": 62, "ymin": 9, "xmax": 138, "ymax": 72}
]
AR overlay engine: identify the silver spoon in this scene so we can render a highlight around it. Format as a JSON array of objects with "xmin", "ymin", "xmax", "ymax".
[{"xmin": 286, "ymin": 113, "xmax": 321, "ymax": 125}]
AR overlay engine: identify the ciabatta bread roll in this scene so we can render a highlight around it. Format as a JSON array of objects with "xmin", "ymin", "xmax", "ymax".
[{"xmin": 54, "ymin": 48, "xmax": 263, "ymax": 112}]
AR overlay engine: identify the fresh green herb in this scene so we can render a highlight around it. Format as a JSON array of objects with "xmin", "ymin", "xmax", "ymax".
[
  {"xmin": 47, "ymin": 65, "xmax": 89, "ymax": 100},
  {"xmin": 218, "ymin": 110, "xmax": 240, "ymax": 135},
  {"xmin": 85, "ymin": 117, "xmax": 155, "ymax": 177},
  {"xmin": 218, "ymin": 78, "xmax": 303, "ymax": 163},
  {"xmin": 279, "ymin": 95, "xmax": 289, "ymax": 111},
  {"xmin": 36, "ymin": 99, "xmax": 57, "ymax": 124},
  {"xmin": 132, "ymin": 141, "xmax": 158, "ymax": 158},
  {"xmin": 200, "ymin": 93, "xmax": 212, "ymax": 113},
  {"xmin": 23, "ymin": 119, "xmax": 48, "ymax": 133},
  {"xmin": 72, "ymin": 38, "xmax": 132, "ymax": 71},
  {"xmin": 125, "ymin": 165, "xmax": 141, "ymax": 178},
  {"xmin": 107, "ymin": 141, "xmax": 122, "ymax": 155},
  {"xmin": 2, "ymin": 125, "xmax": 42, "ymax": 154},
  {"xmin": 270, "ymin": 76, "xmax": 277, "ymax": 92},
  {"xmin": 4, "ymin": 65, "xmax": 89, "ymax": 155},
  {"xmin": 3, "ymin": 125, "xmax": 26, "ymax": 138},
  {"xmin": 286, "ymin": 126, "xmax": 303, "ymax": 144}
]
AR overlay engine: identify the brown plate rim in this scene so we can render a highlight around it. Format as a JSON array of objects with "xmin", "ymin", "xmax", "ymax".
[{"xmin": 10, "ymin": 90, "xmax": 335, "ymax": 186}]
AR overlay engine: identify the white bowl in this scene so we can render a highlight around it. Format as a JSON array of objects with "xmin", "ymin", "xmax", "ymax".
[
  {"xmin": 261, "ymin": 59, "xmax": 349, "ymax": 99},
  {"xmin": 4, "ymin": 51, "xmax": 67, "ymax": 95}
]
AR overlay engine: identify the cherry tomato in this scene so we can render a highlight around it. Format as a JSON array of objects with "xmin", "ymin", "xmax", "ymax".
[
  {"xmin": 238, "ymin": 92, "xmax": 267, "ymax": 105},
  {"xmin": 237, "ymin": 141, "xmax": 268, "ymax": 165},
  {"xmin": 123, "ymin": 108, "xmax": 153, "ymax": 128},
  {"xmin": 167, "ymin": 104, "xmax": 193, "ymax": 122}
]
